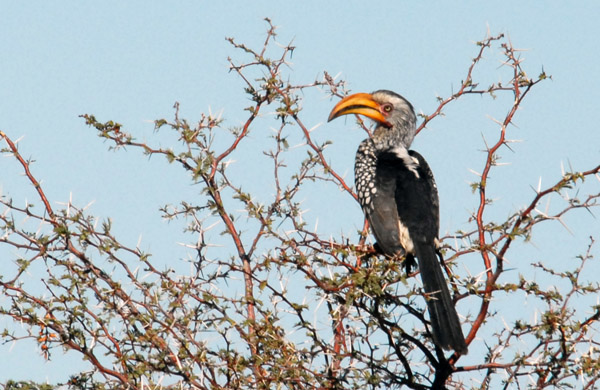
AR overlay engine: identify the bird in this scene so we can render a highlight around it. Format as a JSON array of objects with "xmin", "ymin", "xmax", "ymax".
[{"xmin": 328, "ymin": 90, "xmax": 468, "ymax": 354}]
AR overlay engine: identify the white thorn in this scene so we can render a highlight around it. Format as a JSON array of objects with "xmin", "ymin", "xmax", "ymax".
[{"xmin": 468, "ymin": 168, "xmax": 482, "ymax": 177}]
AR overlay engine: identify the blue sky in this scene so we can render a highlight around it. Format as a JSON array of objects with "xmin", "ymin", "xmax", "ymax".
[{"xmin": 1, "ymin": 1, "xmax": 599, "ymax": 384}]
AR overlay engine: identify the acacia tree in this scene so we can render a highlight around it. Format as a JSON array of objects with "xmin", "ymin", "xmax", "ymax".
[{"xmin": 1, "ymin": 20, "xmax": 599, "ymax": 390}]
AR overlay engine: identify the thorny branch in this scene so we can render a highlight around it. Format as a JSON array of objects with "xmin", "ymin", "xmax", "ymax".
[
  {"xmin": 466, "ymin": 39, "xmax": 549, "ymax": 354},
  {"xmin": 1, "ymin": 23, "xmax": 599, "ymax": 390}
]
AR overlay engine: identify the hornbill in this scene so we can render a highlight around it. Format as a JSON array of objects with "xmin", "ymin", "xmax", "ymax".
[{"xmin": 328, "ymin": 90, "xmax": 468, "ymax": 354}]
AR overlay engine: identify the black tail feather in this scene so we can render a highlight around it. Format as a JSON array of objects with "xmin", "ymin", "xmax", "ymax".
[{"xmin": 414, "ymin": 242, "xmax": 468, "ymax": 355}]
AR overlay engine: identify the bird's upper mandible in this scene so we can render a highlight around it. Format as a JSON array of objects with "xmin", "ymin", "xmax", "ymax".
[
  {"xmin": 328, "ymin": 92, "xmax": 392, "ymax": 127},
  {"xmin": 328, "ymin": 90, "xmax": 417, "ymax": 150}
]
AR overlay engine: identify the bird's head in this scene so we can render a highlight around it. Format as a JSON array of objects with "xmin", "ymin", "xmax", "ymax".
[{"xmin": 328, "ymin": 90, "xmax": 417, "ymax": 150}]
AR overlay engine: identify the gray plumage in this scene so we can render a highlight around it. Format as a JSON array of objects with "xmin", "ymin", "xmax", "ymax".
[{"xmin": 331, "ymin": 90, "xmax": 468, "ymax": 354}]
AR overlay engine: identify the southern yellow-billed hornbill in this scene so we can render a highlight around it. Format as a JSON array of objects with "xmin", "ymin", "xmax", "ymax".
[{"xmin": 328, "ymin": 90, "xmax": 468, "ymax": 354}]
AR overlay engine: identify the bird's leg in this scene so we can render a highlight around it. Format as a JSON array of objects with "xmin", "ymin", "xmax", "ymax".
[
  {"xmin": 358, "ymin": 242, "xmax": 382, "ymax": 268},
  {"xmin": 372, "ymin": 242, "xmax": 385, "ymax": 256},
  {"xmin": 404, "ymin": 253, "xmax": 417, "ymax": 274},
  {"xmin": 375, "ymin": 243, "xmax": 416, "ymax": 274}
]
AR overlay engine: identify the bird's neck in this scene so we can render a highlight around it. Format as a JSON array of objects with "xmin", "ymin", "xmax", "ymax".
[
  {"xmin": 357, "ymin": 139, "xmax": 378, "ymax": 161},
  {"xmin": 361, "ymin": 135, "xmax": 412, "ymax": 156},
  {"xmin": 358, "ymin": 138, "xmax": 416, "ymax": 169},
  {"xmin": 372, "ymin": 122, "xmax": 415, "ymax": 151}
]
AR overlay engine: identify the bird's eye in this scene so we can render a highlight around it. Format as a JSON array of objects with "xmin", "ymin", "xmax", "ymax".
[{"xmin": 382, "ymin": 104, "xmax": 393, "ymax": 114}]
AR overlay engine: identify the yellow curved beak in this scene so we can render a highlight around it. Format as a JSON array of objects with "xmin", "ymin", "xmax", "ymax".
[{"xmin": 327, "ymin": 92, "xmax": 388, "ymax": 125}]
